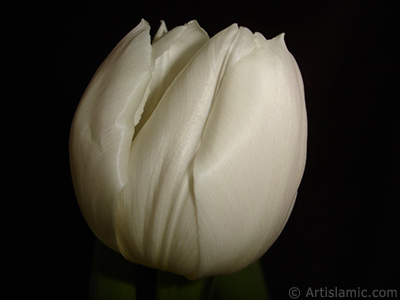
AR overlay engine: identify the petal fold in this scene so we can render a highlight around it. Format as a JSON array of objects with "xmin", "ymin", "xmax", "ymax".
[
  {"xmin": 115, "ymin": 24, "xmax": 244, "ymax": 279},
  {"xmin": 134, "ymin": 20, "xmax": 209, "ymax": 138}
]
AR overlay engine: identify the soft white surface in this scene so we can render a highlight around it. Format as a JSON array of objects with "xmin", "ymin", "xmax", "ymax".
[{"xmin": 70, "ymin": 19, "xmax": 307, "ymax": 279}]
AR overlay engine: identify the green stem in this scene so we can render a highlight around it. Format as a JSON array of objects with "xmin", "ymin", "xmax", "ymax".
[
  {"xmin": 89, "ymin": 239, "xmax": 269, "ymax": 300},
  {"xmin": 213, "ymin": 261, "xmax": 269, "ymax": 300},
  {"xmin": 89, "ymin": 239, "xmax": 137, "ymax": 300},
  {"xmin": 156, "ymin": 270, "xmax": 215, "ymax": 300}
]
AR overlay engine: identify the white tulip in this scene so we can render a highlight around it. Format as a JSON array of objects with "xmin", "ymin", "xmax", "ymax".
[{"xmin": 70, "ymin": 19, "xmax": 307, "ymax": 280}]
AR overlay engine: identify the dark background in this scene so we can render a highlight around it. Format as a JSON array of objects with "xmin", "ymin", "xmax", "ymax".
[{"xmin": 8, "ymin": 1, "xmax": 398, "ymax": 299}]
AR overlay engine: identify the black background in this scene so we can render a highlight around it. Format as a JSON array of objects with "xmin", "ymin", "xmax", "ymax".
[{"xmin": 7, "ymin": 1, "xmax": 398, "ymax": 299}]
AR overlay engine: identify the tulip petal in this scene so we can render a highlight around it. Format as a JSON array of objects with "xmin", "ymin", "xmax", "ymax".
[
  {"xmin": 115, "ymin": 24, "xmax": 245, "ymax": 279},
  {"xmin": 134, "ymin": 21, "xmax": 209, "ymax": 138},
  {"xmin": 70, "ymin": 19, "xmax": 153, "ymax": 250},
  {"xmin": 192, "ymin": 33, "xmax": 307, "ymax": 277},
  {"xmin": 153, "ymin": 20, "xmax": 168, "ymax": 43}
]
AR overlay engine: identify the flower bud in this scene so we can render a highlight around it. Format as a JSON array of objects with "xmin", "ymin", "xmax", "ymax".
[{"xmin": 70, "ymin": 19, "xmax": 307, "ymax": 280}]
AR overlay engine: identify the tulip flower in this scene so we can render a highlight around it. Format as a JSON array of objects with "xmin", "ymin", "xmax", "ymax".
[{"xmin": 70, "ymin": 19, "xmax": 307, "ymax": 282}]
